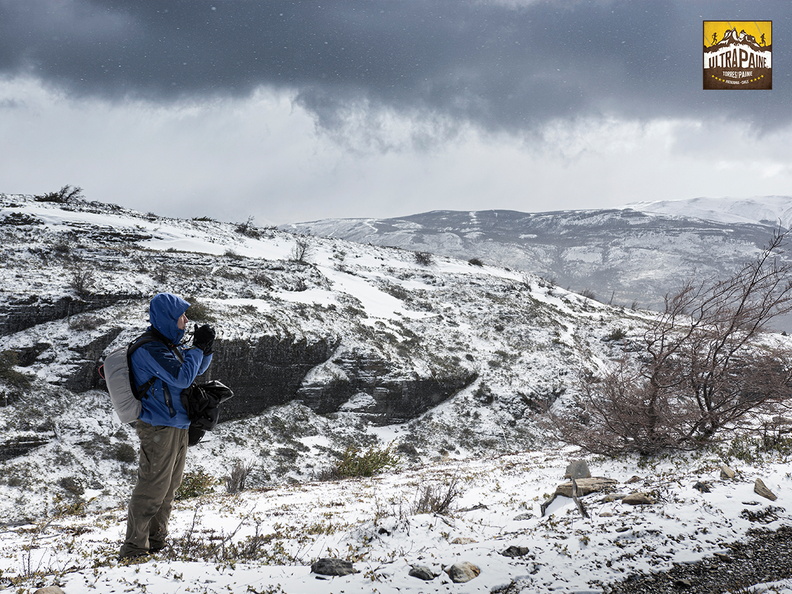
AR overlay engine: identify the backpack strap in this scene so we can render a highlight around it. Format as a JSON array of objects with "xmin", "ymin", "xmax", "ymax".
[{"xmin": 127, "ymin": 330, "xmax": 184, "ymax": 400}]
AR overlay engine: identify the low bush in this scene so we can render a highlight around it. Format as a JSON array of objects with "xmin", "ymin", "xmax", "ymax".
[
  {"xmin": 414, "ymin": 251, "xmax": 434, "ymax": 266},
  {"xmin": 187, "ymin": 298, "xmax": 215, "ymax": 322},
  {"xmin": 176, "ymin": 469, "xmax": 218, "ymax": 500},
  {"xmin": 331, "ymin": 444, "xmax": 399, "ymax": 478},
  {"xmin": 34, "ymin": 184, "xmax": 83, "ymax": 203}
]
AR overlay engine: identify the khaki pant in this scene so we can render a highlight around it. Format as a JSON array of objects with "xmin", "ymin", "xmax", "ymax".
[{"xmin": 119, "ymin": 421, "xmax": 188, "ymax": 558}]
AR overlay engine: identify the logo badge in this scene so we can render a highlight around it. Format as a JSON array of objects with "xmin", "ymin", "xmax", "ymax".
[{"xmin": 703, "ymin": 21, "xmax": 772, "ymax": 90}]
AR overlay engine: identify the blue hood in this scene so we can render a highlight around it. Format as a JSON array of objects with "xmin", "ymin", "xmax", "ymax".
[{"xmin": 148, "ymin": 293, "xmax": 190, "ymax": 344}]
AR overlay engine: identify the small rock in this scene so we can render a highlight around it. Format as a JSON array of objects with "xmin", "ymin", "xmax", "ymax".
[
  {"xmin": 501, "ymin": 545, "xmax": 530, "ymax": 558},
  {"xmin": 674, "ymin": 578, "xmax": 693, "ymax": 588},
  {"xmin": 310, "ymin": 558, "xmax": 358, "ymax": 576},
  {"xmin": 720, "ymin": 464, "xmax": 736, "ymax": 480},
  {"xmin": 33, "ymin": 588, "xmax": 65, "ymax": 594},
  {"xmin": 565, "ymin": 460, "xmax": 592, "ymax": 479},
  {"xmin": 714, "ymin": 552, "xmax": 733, "ymax": 562},
  {"xmin": 513, "ymin": 512, "xmax": 534, "ymax": 521},
  {"xmin": 459, "ymin": 503, "xmax": 489, "ymax": 512},
  {"xmin": 622, "ymin": 492, "xmax": 654, "ymax": 505},
  {"xmin": 693, "ymin": 481, "xmax": 712, "ymax": 493},
  {"xmin": 445, "ymin": 561, "xmax": 481, "ymax": 583},
  {"xmin": 409, "ymin": 565, "xmax": 437, "ymax": 581},
  {"xmin": 754, "ymin": 478, "xmax": 778, "ymax": 501},
  {"xmin": 626, "ymin": 475, "xmax": 642, "ymax": 484}
]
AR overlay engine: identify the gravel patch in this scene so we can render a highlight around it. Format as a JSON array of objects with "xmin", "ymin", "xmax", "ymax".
[{"xmin": 603, "ymin": 525, "xmax": 792, "ymax": 594}]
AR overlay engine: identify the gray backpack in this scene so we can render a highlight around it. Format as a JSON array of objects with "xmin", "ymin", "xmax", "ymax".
[{"xmin": 100, "ymin": 332, "xmax": 171, "ymax": 423}]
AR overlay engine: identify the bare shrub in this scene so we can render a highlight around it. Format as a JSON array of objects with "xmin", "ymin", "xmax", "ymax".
[
  {"xmin": 235, "ymin": 215, "xmax": 263, "ymax": 239},
  {"xmin": 225, "ymin": 460, "xmax": 255, "ymax": 494},
  {"xmin": 291, "ymin": 238, "xmax": 312, "ymax": 263},
  {"xmin": 552, "ymin": 230, "xmax": 792, "ymax": 456},
  {"xmin": 35, "ymin": 184, "xmax": 83, "ymax": 203},
  {"xmin": 69, "ymin": 267, "xmax": 95, "ymax": 297},
  {"xmin": 411, "ymin": 475, "xmax": 463, "ymax": 515}
]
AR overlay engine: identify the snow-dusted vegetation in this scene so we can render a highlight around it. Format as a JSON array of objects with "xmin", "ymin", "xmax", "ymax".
[{"xmin": 2, "ymin": 193, "xmax": 792, "ymax": 593}]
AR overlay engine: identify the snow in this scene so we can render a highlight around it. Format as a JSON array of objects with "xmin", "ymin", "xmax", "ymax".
[{"xmin": 3, "ymin": 449, "xmax": 792, "ymax": 593}]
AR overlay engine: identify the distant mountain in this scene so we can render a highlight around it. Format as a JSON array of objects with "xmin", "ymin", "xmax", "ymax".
[
  {"xmin": 626, "ymin": 196, "xmax": 792, "ymax": 227},
  {"xmin": 282, "ymin": 197, "xmax": 792, "ymax": 314}
]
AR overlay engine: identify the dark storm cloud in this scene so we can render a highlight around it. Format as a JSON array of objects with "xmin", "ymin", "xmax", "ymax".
[{"xmin": 1, "ymin": 0, "xmax": 789, "ymax": 133}]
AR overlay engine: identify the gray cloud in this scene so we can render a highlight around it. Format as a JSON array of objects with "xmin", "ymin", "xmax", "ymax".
[{"xmin": 1, "ymin": 0, "xmax": 789, "ymax": 138}]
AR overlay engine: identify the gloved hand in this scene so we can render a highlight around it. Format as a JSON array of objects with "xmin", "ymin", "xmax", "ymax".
[{"xmin": 193, "ymin": 324, "xmax": 216, "ymax": 355}]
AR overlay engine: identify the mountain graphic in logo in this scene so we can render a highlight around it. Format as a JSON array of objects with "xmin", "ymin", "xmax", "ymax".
[{"xmin": 703, "ymin": 21, "xmax": 772, "ymax": 90}]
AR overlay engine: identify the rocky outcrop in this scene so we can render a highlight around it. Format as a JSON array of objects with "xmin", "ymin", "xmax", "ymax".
[
  {"xmin": 296, "ymin": 350, "xmax": 478, "ymax": 425},
  {"xmin": 203, "ymin": 335, "xmax": 340, "ymax": 420},
  {"xmin": 0, "ymin": 434, "xmax": 49, "ymax": 462},
  {"xmin": 0, "ymin": 294, "xmax": 137, "ymax": 337},
  {"xmin": 204, "ymin": 340, "xmax": 476, "ymax": 424}
]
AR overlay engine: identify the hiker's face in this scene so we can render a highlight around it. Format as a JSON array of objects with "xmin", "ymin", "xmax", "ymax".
[{"xmin": 177, "ymin": 313, "xmax": 189, "ymax": 330}]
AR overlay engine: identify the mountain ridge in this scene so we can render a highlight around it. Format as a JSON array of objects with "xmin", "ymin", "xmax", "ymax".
[{"xmin": 281, "ymin": 197, "xmax": 792, "ymax": 315}]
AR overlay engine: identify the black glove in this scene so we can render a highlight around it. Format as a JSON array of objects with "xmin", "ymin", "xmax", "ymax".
[{"xmin": 193, "ymin": 324, "xmax": 216, "ymax": 355}]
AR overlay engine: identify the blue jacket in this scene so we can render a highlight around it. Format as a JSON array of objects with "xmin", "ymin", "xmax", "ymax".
[{"xmin": 131, "ymin": 293, "xmax": 213, "ymax": 429}]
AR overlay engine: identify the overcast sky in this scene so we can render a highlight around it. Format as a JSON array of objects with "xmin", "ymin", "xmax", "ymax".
[{"xmin": 1, "ymin": 1, "xmax": 790, "ymax": 225}]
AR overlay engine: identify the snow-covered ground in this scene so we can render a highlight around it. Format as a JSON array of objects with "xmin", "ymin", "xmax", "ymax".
[{"xmin": 2, "ymin": 445, "xmax": 792, "ymax": 593}]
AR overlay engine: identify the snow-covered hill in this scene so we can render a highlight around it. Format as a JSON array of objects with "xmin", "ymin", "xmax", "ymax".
[
  {"xmin": 0, "ymin": 192, "xmax": 633, "ymax": 521},
  {"xmin": 281, "ymin": 197, "xmax": 792, "ymax": 319},
  {"xmin": 626, "ymin": 196, "xmax": 792, "ymax": 228},
  {"xmin": 2, "ymin": 194, "xmax": 792, "ymax": 594}
]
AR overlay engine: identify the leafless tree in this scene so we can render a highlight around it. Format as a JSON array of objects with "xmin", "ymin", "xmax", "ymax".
[
  {"xmin": 552, "ymin": 230, "xmax": 792, "ymax": 455},
  {"xmin": 291, "ymin": 237, "xmax": 312, "ymax": 263}
]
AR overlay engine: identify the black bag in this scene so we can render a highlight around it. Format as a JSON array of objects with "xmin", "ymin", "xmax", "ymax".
[{"xmin": 181, "ymin": 380, "xmax": 234, "ymax": 445}]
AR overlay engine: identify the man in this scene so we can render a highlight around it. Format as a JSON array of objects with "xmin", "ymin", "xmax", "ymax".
[{"xmin": 119, "ymin": 292, "xmax": 215, "ymax": 560}]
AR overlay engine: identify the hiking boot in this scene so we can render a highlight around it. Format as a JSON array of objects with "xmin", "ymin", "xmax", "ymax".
[{"xmin": 118, "ymin": 551, "xmax": 150, "ymax": 564}]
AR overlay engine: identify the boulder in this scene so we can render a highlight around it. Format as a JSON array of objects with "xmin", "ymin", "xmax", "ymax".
[
  {"xmin": 554, "ymin": 477, "xmax": 618, "ymax": 497},
  {"xmin": 408, "ymin": 565, "xmax": 438, "ymax": 581},
  {"xmin": 445, "ymin": 561, "xmax": 481, "ymax": 583},
  {"xmin": 720, "ymin": 464, "xmax": 736, "ymax": 480},
  {"xmin": 754, "ymin": 478, "xmax": 778, "ymax": 501},
  {"xmin": 310, "ymin": 558, "xmax": 358, "ymax": 576},
  {"xmin": 564, "ymin": 460, "xmax": 591, "ymax": 479}
]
